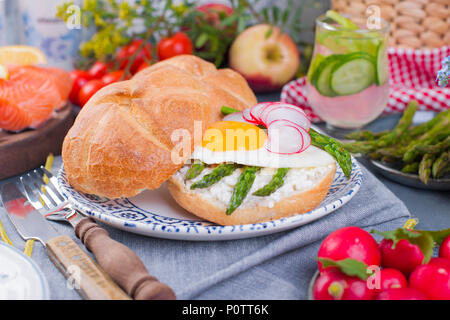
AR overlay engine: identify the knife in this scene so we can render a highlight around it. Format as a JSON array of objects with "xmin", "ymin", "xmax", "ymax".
[{"xmin": 0, "ymin": 182, "xmax": 131, "ymax": 300}]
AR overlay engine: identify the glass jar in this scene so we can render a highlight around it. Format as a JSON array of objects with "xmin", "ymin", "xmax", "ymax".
[{"xmin": 307, "ymin": 14, "xmax": 390, "ymax": 133}]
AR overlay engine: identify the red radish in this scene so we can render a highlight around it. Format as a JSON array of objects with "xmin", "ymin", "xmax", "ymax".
[
  {"xmin": 261, "ymin": 104, "xmax": 310, "ymax": 130},
  {"xmin": 439, "ymin": 235, "xmax": 450, "ymax": 260},
  {"xmin": 313, "ymin": 269, "xmax": 376, "ymax": 300},
  {"xmin": 345, "ymin": 276, "xmax": 377, "ymax": 300},
  {"xmin": 318, "ymin": 226, "xmax": 381, "ymax": 273},
  {"xmin": 379, "ymin": 238, "xmax": 424, "ymax": 276},
  {"xmin": 249, "ymin": 102, "xmax": 273, "ymax": 122},
  {"xmin": 376, "ymin": 288, "xmax": 427, "ymax": 300},
  {"xmin": 409, "ymin": 260, "xmax": 450, "ymax": 300},
  {"xmin": 374, "ymin": 268, "xmax": 408, "ymax": 293},
  {"xmin": 313, "ymin": 269, "xmax": 349, "ymax": 300},
  {"xmin": 242, "ymin": 108, "xmax": 257, "ymax": 123}
]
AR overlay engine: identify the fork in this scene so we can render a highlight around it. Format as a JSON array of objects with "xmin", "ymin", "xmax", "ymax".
[{"xmin": 21, "ymin": 166, "xmax": 176, "ymax": 300}]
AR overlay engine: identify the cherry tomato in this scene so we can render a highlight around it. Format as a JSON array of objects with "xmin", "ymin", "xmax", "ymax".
[
  {"xmin": 101, "ymin": 70, "xmax": 129, "ymax": 85},
  {"xmin": 78, "ymin": 79, "xmax": 104, "ymax": 107},
  {"xmin": 313, "ymin": 269, "xmax": 376, "ymax": 300},
  {"xmin": 196, "ymin": 3, "xmax": 233, "ymax": 27},
  {"xmin": 376, "ymin": 288, "xmax": 427, "ymax": 300},
  {"xmin": 379, "ymin": 238, "xmax": 424, "ymax": 276},
  {"xmin": 409, "ymin": 258, "xmax": 450, "ymax": 300},
  {"xmin": 68, "ymin": 70, "xmax": 92, "ymax": 105},
  {"xmin": 88, "ymin": 61, "xmax": 109, "ymax": 79},
  {"xmin": 374, "ymin": 268, "xmax": 408, "ymax": 293},
  {"xmin": 317, "ymin": 226, "xmax": 381, "ymax": 273},
  {"xmin": 439, "ymin": 235, "xmax": 450, "ymax": 261},
  {"xmin": 157, "ymin": 32, "xmax": 193, "ymax": 61},
  {"xmin": 136, "ymin": 61, "xmax": 150, "ymax": 73},
  {"xmin": 117, "ymin": 39, "xmax": 152, "ymax": 74}
]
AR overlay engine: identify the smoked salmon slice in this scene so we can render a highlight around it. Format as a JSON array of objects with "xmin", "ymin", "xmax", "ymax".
[{"xmin": 0, "ymin": 65, "xmax": 72, "ymax": 132}]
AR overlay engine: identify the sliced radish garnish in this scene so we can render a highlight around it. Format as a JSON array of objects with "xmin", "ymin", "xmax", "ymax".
[
  {"xmin": 265, "ymin": 119, "xmax": 311, "ymax": 154},
  {"xmin": 249, "ymin": 102, "xmax": 274, "ymax": 122},
  {"xmin": 223, "ymin": 111, "xmax": 248, "ymax": 123},
  {"xmin": 264, "ymin": 106, "xmax": 311, "ymax": 131},
  {"xmin": 242, "ymin": 108, "xmax": 258, "ymax": 124}
]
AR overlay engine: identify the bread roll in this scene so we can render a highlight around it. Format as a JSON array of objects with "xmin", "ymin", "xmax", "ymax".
[
  {"xmin": 167, "ymin": 163, "xmax": 336, "ymax": 225},
  {"xmin": 62, "ymin": 55, "xmax": 257, "ymax": 198}
]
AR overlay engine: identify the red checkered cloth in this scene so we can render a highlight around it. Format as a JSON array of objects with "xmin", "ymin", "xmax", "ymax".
[{"xmin": 281, "ymin": 45, "xmax": 450, "ymax": 123}]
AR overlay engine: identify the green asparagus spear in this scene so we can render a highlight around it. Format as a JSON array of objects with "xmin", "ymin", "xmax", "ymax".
[
  {"xmin": 310, "ymin": 128, "xmax": 352, "ymax": 177},
  {"xmin": 432, "ymin": 150, "xmax": 450, "ymax": 179},
  {"xmin": 402, "ymin": 162, "xmax": 419, "ymax": 174},
  {"xmin": 226, "ymin": 166, "xmax": 261, "ymax": 215},
  {"xmin": 190, "ymin": 163, "xmax": 238, "ymax": 189},
  {"xmin": 253, "ymin": 168, "xmax": 290, "ymax": 196},
  {"xmin": 345, "ymin": 129, "xmax": 388, "ymax": 141},
  {"xmin": 419, "ymin": 153, "xmax": 435, "ymax": 184},
  {"xmin": 185, "ymin": 160, "xmax": 205, "ymax": 180},
  {"xmin": 409, "ymin": 109, "xmax": 450, "ymax": 137},
  {"xmin": 403, "ymin": 136, "xmax": 450, "ymax": 163},
  {"xmin": 377, "ymin": 100, "xmax": 418, "ymax": 147},
  {"xmin": 221, "ymin": 105, "xmax": 240, "ymax": 116}
]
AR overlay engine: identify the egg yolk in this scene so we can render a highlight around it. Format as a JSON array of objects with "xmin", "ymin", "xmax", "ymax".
[{"xmin": 202, "ymin": 121, "xmax": 268, "ymax": 152}]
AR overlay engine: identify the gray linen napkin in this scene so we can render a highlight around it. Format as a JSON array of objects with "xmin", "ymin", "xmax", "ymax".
[{"xmin": 0, "ymin": 158, "xmax": 410, "ymax": 300}]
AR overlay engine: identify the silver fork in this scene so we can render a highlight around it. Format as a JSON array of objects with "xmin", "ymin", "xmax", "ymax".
[
  {"xmin": 20, "ymin": 166, "xmax": 176, "ymax": 300},
  {"xmin": 20, "ymin": 166, "xmax": 85, "ymax": 228}
]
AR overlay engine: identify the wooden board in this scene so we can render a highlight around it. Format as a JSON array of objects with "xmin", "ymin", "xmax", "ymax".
[{"xmin": 0, "ymin": 104, "xmax": 75, "ymax": 179}]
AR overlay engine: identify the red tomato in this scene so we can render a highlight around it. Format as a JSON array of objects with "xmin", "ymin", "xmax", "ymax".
[
  {"xmin": 376, "ymin": 288, "xmax": 427, "ymax": 300},
  {"xmin": 379, "ymin": 238, "xmax": 424, "ymax": 276},
  {"xmin": 136, "ymin": 61, "xmax": 150, "ymax": 73},
  {"xmin": 317, "ymin": 226, "xmax": 381, "ymax": 273},
  {"xmin": 117, "ymin": 39, "xmax": 152, "ymax": 74},
  {"xmin": 68, "ymin": 70, "xmax": 92, "ymax": 105},
  {"xmin": 157, "ymin": 32, "xmax": 193, "ymax": 61},
  {"xmin": 374, "ymin": 268, "xmax": 408, "ymax": 293},
  {"xmin": 409, "ymin": 259, "xmax": 450, "ymax": 300},
  {"xmin": 439, "ymin": 235, "xmax": 450, "ymax": 261},
  {"xmin": 78, "ymin": 79, "xmax": 104, "ymax": 107},
  {"xmin": 88, "ymin": 61, "xmax": 109, "ymax": 79},
  {"xmin": 101, "ymin": 70, "xmax": 129, "ymax": 85},
  {"xmin": 313, "ymin": 269, "xmax": 376, "ymax": 300},
  {"xmin": 196, "ymin": 3, "xmax": 233, "ymax": 27}
]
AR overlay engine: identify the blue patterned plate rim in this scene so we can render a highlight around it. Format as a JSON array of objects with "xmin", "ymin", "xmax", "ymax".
[{"xmin": 57, "ymin": 158, "xmax": 362, "ymax": 241}]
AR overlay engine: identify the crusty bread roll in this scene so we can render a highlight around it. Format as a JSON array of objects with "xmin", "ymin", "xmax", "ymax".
[
  {"xmin": 167, "ymin": 163, "xmax": 336, "ymax": 225},
  {"xmin": 62, "ymin": 55, "xmax": 257, "ymax": 198}
]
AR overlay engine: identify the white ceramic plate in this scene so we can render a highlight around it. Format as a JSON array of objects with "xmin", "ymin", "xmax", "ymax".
[
  {"xmin": 0, "ymin": 241, "xmax": 50, "ymax": 300},
  {"xmin": 57, "ymin": 158, "xmax": 362, "ymax": 241}
]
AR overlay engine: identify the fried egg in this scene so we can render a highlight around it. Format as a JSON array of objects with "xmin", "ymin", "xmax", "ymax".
[{"xmin": 190, "ymin": 121, "xmax": 335, "ymax": 168}]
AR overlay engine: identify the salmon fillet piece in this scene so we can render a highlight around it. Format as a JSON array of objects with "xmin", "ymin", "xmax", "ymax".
[{"xmin": 0, "ymin": 66, "xmax": 72, "ymax": 131}]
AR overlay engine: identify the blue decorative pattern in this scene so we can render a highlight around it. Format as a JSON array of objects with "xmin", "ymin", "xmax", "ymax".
[{"xmin": 58, "ymin": 159, "xmax": 363, "ymax": 240}]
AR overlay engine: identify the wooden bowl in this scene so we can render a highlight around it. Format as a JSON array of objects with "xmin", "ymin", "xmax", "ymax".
[{"xmin": 0, "ymin": 104, "xmax": 75, "ymax": 179}]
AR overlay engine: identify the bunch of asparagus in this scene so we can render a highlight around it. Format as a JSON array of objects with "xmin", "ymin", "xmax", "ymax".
[{"xmin": 344, "ymin": 100, "xmax": 450, "ymax": 184}]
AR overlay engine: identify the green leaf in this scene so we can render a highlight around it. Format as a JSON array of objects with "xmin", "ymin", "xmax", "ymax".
[
  {"xmin": 195, "ymin": 33, "xmax": 208, "ymax": 48},
  {"xmin": 318, "ymin": 258, "xmax": 371, "ymax": 280}
]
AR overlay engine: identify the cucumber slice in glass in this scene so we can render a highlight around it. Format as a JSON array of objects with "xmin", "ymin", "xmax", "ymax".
[
  {"xmin": 375, "ymin": 41, "xmax": 388, "ymax": 85},
  {"xmin": 330, "ymin": 53, "xmax": 376, "ymax": 96},
  {"xmin": 311, "ymin": 54, "xmax": 343, "ymax": 96}
]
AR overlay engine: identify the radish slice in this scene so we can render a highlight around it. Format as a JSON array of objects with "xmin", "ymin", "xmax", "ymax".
[
  {"xmin": 264, "ymin": 106, "xmax": 311, "ymax": 131},
  {"xmin": 265, "ymin": 119, "xmax": 311, "ymax": 154},
  {"xmin": 242, "ymin": 108, "xmax": 258, "ymax": 124},
  {"xmin": 249, "ymin": 102, "xmax": 274, "ymax": 122},
  {"xmin": 223, "ymin": 112, "xmax": 248, "ymax": 123}
]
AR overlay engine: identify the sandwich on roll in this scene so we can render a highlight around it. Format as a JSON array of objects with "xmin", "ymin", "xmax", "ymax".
[{"xmin": 62, "ymin": 55, "xmax": 352, "ymax": 226}]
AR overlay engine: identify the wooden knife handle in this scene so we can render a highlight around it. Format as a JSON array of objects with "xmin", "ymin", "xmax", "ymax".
[
  {"xmin": 74, "ymin": 217, "xmax": 176, "ymax": 300},
  {"xmin": 46, "ymin": 235, "xmax": 131, "ymax": 300}
]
